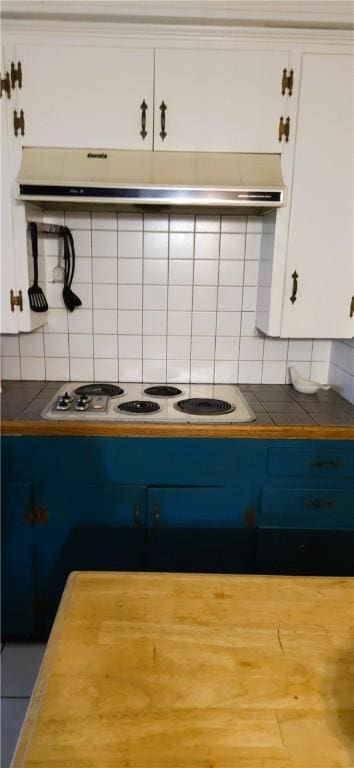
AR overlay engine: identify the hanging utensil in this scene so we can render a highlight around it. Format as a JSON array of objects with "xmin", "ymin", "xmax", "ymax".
[
  {"xmin": 61, "ymin": 226, "xmax": 82, "ymax": 312},
  {"xmin": 27, "ymin": 222, "xmax": 48, "ymax": 312}
]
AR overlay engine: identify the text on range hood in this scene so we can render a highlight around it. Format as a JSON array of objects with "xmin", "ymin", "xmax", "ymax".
[{"xmin": 17, "ymin": 148, "xmax": 286, "ymax": 213}]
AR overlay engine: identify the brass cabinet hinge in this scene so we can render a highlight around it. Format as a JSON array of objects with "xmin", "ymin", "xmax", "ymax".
[
  {"xmin": 0, "ymin": 70, "xmax": 11, "ymax": 99},
  {"xmin": 278, "ymin": 116, "xmax": 290, "ymax": 143},
  {"xmin": 350, "ymin": 296, "xmax": 354, "ymax": 318},
  {"xmin": 11, "ymin": 61, "xmax": 22, "ymax": 90},
  {"xmin": 10, "ymin": 289, "xmax": 23, "ymax": 312},
  {"xmin": 26, "ymin": 505, "xmax": 49, "ymax": 525},
  {"xmin": 282, "ymin": 68, "xmax": 294, "ymax": 96},
  {"xmin": 13, "ymin": 109, "xmax": 25, "ymax": 137}
]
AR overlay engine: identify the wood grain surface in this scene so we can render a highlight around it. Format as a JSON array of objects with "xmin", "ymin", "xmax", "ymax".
[
  {"xmin": 13, "ymin": 572, "xmax": 354, "ymax": 767},
  {"xmin": 2, "ymin": 419, "xmax": 354, "ymax": 439}
]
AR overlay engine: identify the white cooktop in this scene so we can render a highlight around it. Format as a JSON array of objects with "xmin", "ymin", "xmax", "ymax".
[{"xmin": 42, "ymin": 383, "xmax": 256, "ymax": 423}]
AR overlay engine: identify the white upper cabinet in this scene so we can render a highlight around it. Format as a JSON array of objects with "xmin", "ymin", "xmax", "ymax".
[
  {"xmin": 1, "ymin": 46, "xmax": 19, "ymax": 333},
  {"xmin": 14, "ymin": 44, "xmax": 154, "ymax": 150},
  {"xmin": 153, "ymin": 48, "xmax": 291, "ymax": 152}
]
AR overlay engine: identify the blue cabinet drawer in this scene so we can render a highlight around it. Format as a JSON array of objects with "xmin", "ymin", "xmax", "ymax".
[
  {"xmin": 259, "ymin": 487, "xmax": 354, "ymax": 529},
  {"xmin": 267, "ymin": 447, "xmax": 354, "ymax": 477}
]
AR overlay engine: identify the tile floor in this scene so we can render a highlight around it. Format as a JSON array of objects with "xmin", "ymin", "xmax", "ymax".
[{"xmin": 1, "ymin": 643, "xmax": 46, "ymax": 767}]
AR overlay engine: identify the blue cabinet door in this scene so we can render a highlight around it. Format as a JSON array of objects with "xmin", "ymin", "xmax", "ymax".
[
  {"xmin": 1, "ymin": 484, "xmax": 35, "ymax": 638},
  {"xmin": 32, "ymin": 484, "xmax": 146, "ymax": 633},
  {"xmin": 256, "ymin": 528, "xmax": 354, "ymax": 576},
  {"xmin": 146, "ymin": 487, "xmax": 256, "ymax": 574}
]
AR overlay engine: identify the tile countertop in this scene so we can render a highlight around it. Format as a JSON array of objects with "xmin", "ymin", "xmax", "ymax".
[{"xmin": 1, "ymin": 381, "xmax": 354, "ymax": 439}]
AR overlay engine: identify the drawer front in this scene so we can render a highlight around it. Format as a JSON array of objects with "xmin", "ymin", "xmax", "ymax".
[
  {"xmin": 259, "ymin": 488, "xmax": 354, "ymax": 529},
  {"xmin": 267, "ymin": 447, "xmax": 354, "ymax": 478}
]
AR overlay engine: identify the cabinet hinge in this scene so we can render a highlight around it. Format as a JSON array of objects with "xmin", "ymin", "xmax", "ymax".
[
  {"xmin": 278, "ymin": 116, "xmax": 290, "ymax": 143},
  {"xmin": 0, "ymin": 70, "xmax": 11, "ymax": 99},
  {"xmin": 13, "ymin": 109, "xmax": 25, "ymax": 137},
  {"xmin": 282, "ymin": 68, "xmax": 294, "ymax": 96},
  {"xmin": 26, "ymin": 505, "xmax": 49, "ymax": 525},
  {"xmin": 11, "ymin": 61, "xmax": 22, "ymax": 90},
  {"xmin": 10, "ymin": 289, "xmax": 23, "ymax": 312},
  {"xmin": 350, "ymin": 296, "xmax": 354, "ymax": 318}
]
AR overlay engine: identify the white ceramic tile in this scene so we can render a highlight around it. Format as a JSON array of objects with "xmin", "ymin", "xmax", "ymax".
[
  {"xmin": 69, "ymin": 334, "xmax": 93, "ymax": 358},
  {"xmin": 119, "ymin": 358, "xmax": 143, "ymax": 381},
  {"xmin": 43, "ymin": 235, "xmax": 64, "ymax": 257},
  {"xmin": 193, "ymin": 286, "xmax": 218, "ymax": 311},
  {"xmin": 143, "ymin": 310, "xmax": 167, "ymax": 335},
  {"xmin": 238, "ymin": 360, "xmax": 262, "ymax": 384},
  {"xmin": 44, "ymin": 333, "xmax": 69, "ymax": 357},
  {"xmin": 74, "ymin": 257, "xmax": 92, "ymax": 283},
  {"xmin": 240, "ymin": 311, "xmax": 263, "ymax": 337},
  {"xmin": 144, "ymin": 232, "xmax": 168, "ymax": 259},
  {"xmin": 239, "ymin": 337, "xmax": 264, "ymax": 360},
  {"xmin": 1, "ymin": 357, "xmax": 21, "ymax": 378},
  {"xmin": 243, "ymin": 261, "xmax": 260, "ymax": 286},
  {"xmin": 45, "ymin": 357, "xmax": 70, "ymax": 380},
  {"xmin": 167, "ymin": 311, "xmax": 192, "ymax": 335},
  {"xmin": 118, "ymin": 231, "xmax": 143, "ymax": 259},
  {"xmin": 247, "ymin": 216, "xmax": 263, "ymax": 233},
  {"xmin": 195, "ymin": 233, "xmax": 219, "ymax": 260},
  {"xmin": 195, "ymin": 215, "xmax": 220, "ymax": 233},
  {"xmin": 93, "ymin": 309, "xmax": 118, "ymax": 334},
  {"xmin": 218, "ymin": 287, "xmax": 243, "ymax": 312},
  {"xmin": 312, "ymin": 340, "xmax": 331, "ymax": 362},
  {"xmin": 192, "ymin": 311, "xmax": 216, "ymax": 336},
  {"xmin": 288, "ymin": 340, "xmax": 313, "ymax": 361},
  {"xmin": 194, "ymin": 260, "xmax": 219, "ymax": 286},
  {"xmin": 143, "ymin": 285, "xmax": 167, "ymax": 310},
  {"xmin": 144, "ymin": 213, "xmax": 169, "ymax": 231},
  {"xmin": 144, "ymin": 259, "xmax": 168, "ymax": 285},
  {"xmin": 94, "ymin": 334, "xmax": 118, "ymax": 358},
  {"xmin": 1, "ymin": 698, "xmax": 30, "ymax": 768},
  {"xmin": 169, "ymin": 260, "xmax": 194, "ymax": 285},
  {"xmin": 71, "ymin": 283, "xmax": 92, "ymax": 308},
  {"xmin": 118, "ymin": 213, "xmax": 143, "ymax": 231},
  {"xmin": 19, "ymin": 333, "xmax": 44, "ymax": 357},
  {"xmin": 118, "ymin": 310, "xmax": 142, "ymax": 335},
  {"xmin": 221, "ymin": 216, "xmax": 246, "ymax": 233},
  {"xmin": 143, "ymin": 335, "xmax": 166, "ymax": 359},
  {"xmin": 191, "ymin": 336, "xmax": 215, "ymax": 360},
  {"xmin": 263, "ymin": 338, "xmax": 288, "ymax": 361},
  {"xmin": 94, "ymin": 358, "xmax": 119, "ymax": 381},
  {"xmin": 167, "ymin": 360, "xmax": 191, "ymax": 383},
  {"xmin": 92, "ymin": 258, "xmax": 117, "ymax": 284},
  {"xmin": 310, "ymin": 361, "xmax": 330, "ymax": 384},
  {"xmin": 286, "ymin": 361, "xmax": 312, "ymax": 382},
  {"xmin": 245, "ymin": 234, "xmax": 262, "ymax": 260},
  {"xmin": 190, "ymin": 361, "xmax": 214, "ymax": 383},
  {"xmin": 220, "ymin": 233, "xmax": 245, "ymax": 260},
  {"xmin": 118, "ymin": 259, "xmax": 142, "ymax": 284},
  {"xmin": 168, "ymin": 286, "xmax": 193, "ymax": 311},
  {"xmin": 118, "ymin": 285, "xmax": 142, "ymax": 310},
  {"xmin": 93, "ymin": 284, "xmax": 117, "ymax": 309},
  {"xmin": 70, "ymin": 358, "xmax": 94, "ymax": 381},
  {"xmin": 143, "ymin": 359, "xmax": 167, "ymax": 382},
  {"xmin": 219, "ymin": 261, "xmax": 244, "ymax": 286},
  {"xmin": 242, "ymin": 287, "xmax": 258, "ymax": 311},
  {"xmin": 262, "ymin": 360, "xmax": 287, "ymax": 384},
  {"xmin": 91, "ymin": 212, "xmax": 117, "ymax": 230},
  {"xmin": 169, "ymin": 232, "xmax": 194, "ymax": 260},
  {"xmin": 1, "ymin": 643, "xmax": 46, "ymax": 697},
  {"xmin": 215, "ymin": 337, "xmax": 239, "ymax": 361},
  {"xmin": 170, "ymin": 215, "xmax": 195, "ymax": 232},
  {"xmin": 167, "ymin": 336, "xmax": 191, "ymax": 359},
  {"xmin": 214, "ymin": 360, "xmax": 238, "ymax": 383},
  {"xmin": 64, "ymin": 211, "xmax": 91, "ymax": 229},
  {"xmin": 68, "ymin": 309, "xmax": 93, "ymax": 334},
  {"xmin": 1, "ymin": 335, "xmax": 20, "ymax": 356},
  {"xmin": 20, "ymin": 357, "xmax": 46, "ymax": 380},
  {"xmin": 92, "ymin": 230, "xmax": 117, "ymax": 259},
  {"xmin": 118, "ymin": 335, "xmax": 142, "ymax": 359},
  {"xmin": 70, "ymin": 230, "xmax": 91, "ymax": 258},
  {"xmin": 216, "ymin": 311, "xmax": 241, "ymax": 337}
]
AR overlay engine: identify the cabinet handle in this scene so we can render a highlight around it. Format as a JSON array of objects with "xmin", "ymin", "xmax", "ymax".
[
  {"xmin": 140, "ymin": 100, "xmax": 148, "ymax": 140},
  {"xmin": 310, "ymin": 460, "xmax": 339, "ymax": 468},
  {"xmin": 304, "ymin": 499, "xmax": 335, "ymax": 509},
  {"xmin": 134, "ymin": 505, "xmax": 142, "ymax": 528},
  {"xmin": 290, "ymin": 270, "xmax": 298, "ymax": 304},
  {"xmin": 153, "ymin": 504, "xmax": 161, "ymax": 528},
  {"xmin": 159, "ymin": 101, "xmax": 167, "ymax": 141}
]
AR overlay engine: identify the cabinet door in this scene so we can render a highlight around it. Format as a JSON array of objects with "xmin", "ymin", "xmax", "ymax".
[
  {"xmin": 15, "ymin": 44, "xmax": 154, "ymax": 149},
  {"xmin": 1, "ymin": 484, "xmax": 35, "ymax": 637},
  {"xmin": 256, "ymin": 528, "xmax": 354, "ymax": 576},
  {"xmin": 154, "ymin": 48, "xmax": 290, "ymax": 152},
  {"xmin": 281, "ymin": 53, "xmax": 354, "ymax": 338},
  {"xmin": 147, "ymin": 487, "xmax": 256, "ymax": 573},
  {"xmin": 32, "ymin": 484, "xmax": 146, "ymax": 633},
  {"xmin": 1, "ymin": 46, "xmax": 19, "ymax": 333}
]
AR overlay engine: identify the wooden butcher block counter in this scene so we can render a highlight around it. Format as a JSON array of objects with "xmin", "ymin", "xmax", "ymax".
[{"xmin": 13, "ymin": 572, "xmax": 354, "ymax": 768}]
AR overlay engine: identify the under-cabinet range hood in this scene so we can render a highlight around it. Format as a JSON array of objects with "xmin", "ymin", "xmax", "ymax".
[{"xmin": 17, "ymin": 147, "xmax": 286, "ymax": 213}]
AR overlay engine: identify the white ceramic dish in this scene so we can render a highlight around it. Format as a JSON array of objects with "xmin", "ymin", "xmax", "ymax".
[{"xmin": 289, "ymin": 366, "xmax": 331, "ymax": 395}]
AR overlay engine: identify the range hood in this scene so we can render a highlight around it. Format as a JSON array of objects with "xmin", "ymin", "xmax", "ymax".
[{"xmin": 17, "ymin": 148, "xmax": 286, "ymax": 214}]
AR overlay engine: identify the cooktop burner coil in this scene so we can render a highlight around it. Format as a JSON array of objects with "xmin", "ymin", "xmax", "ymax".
[
  {"xmin": 144, "ymin": 385, "xmax": 182, "ymax": 397},
  {"xmin": 117, "ymin": 400, "xmax": 160, "ymax": 414},
  {"xmin": 75, "ymin": 384, "xmax": 124, "ymax": 398},
  {"xmin": 175, "ymin": 398, "xmax": 234, "ymax": 415}
]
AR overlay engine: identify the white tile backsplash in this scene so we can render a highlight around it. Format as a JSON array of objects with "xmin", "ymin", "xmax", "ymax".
[{"xmin": 1, "ymin": 212, "xmax": 338, "ymax": 387}]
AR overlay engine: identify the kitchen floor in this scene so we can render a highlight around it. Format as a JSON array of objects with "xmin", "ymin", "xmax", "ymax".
[{"xmin": 1, "ymin": 643, "xmax": 46, "ymax": 767}]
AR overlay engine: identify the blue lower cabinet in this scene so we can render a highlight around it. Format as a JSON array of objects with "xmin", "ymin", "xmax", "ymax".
[
  {"xmin": 259, "ymin": 488, "xmax": 354, "ymax": 530},
  {"xmin": 256, "ymin": 528, "xmax": 354, "ymax": 575},
  {"xmin": 1, "ymin": 484, "xmax": 35, "ymax": 637},
  {"xmin": 146, "ymin": 487, "xmax": 256, "ymax": 573}
]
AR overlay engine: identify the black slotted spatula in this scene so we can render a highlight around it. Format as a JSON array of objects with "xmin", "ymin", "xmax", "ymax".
[{"xmin": 28, "ymin": 222, "xmax": 48, "ymax": 312}]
